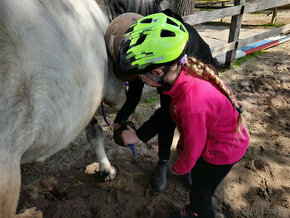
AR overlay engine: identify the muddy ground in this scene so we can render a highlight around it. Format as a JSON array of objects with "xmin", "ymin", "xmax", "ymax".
[{"xmin": 17, "ymin": 11, "xmax": 290, "ymax": 218}]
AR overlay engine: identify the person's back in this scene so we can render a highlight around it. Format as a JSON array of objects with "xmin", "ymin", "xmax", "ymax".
[
  {"xmin": 184, "ymin": 22, "xmax": 217, "ymax": 67},
  {"xmin": 166, "ymin": 70, "xmax": 249, "ymax": 175}
]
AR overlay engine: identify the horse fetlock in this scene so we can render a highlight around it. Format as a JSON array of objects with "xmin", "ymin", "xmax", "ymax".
[
  {"xmin": 105, "ymin": 165, "xmax": 118, "ymax": 181},
  {"xmin": 99, "ymin": 162, "xmax": 118, "ymax": 181}
]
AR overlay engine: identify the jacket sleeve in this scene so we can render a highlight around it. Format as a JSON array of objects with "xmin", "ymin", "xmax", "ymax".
[
  {"xmin": 136, "ymin": 91, "xmax": 175, "ymax": 143},
  {"xmin": 114, "ymin": 78, "xmax": 144, "ymax": 123},
  {"xmin": 136, "ymin": 107, "xmax": 161, "ymax": 142},
  {"xmin": 173, "ymin": 112, "xmax": 207, "ymax": 175}
]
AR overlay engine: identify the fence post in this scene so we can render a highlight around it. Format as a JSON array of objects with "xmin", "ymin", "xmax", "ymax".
[
  {"xmin": 225, "ymin": 0, "xmax": 245, "ymax": 67},
  {"xmin": 271, "ymin": 7, "xmax": 278, "ymax": 23}
]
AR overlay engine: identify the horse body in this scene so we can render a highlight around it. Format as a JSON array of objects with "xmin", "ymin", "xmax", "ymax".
[{"xmin": 0, "ymin": 0, "xmax": 125, "ymax": 216}]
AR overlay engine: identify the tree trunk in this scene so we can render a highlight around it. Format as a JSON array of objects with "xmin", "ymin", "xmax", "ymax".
[{"xmin": 171, "ymin": 0, "xmax": 195, "ymax": 16}]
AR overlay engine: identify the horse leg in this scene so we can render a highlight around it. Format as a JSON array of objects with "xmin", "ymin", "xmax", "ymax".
[
  {"xmin": 85, "ymin": 117, "xmax": 117, "ymax": 181},
  {"xmin": 0, "ymin": 155, "xmax": 21, "ymax": 218}
]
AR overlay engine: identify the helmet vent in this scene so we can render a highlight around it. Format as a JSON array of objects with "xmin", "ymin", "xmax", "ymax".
[
  {"xmin": 180, "ymin": 25, "xmax": 186, "ymax": 32},
  {"xmin": 140, "ymin": 18, "xmax": 152, "ymax": 23},
  {"xmin": 143, "ymin": 51, "xmax": 153, "ymax": 55},
  {"xmin": 125, "ymin": 26, "xmax": 134, "ymax": 34},
  {"xmin": 160, "ymin": 29, "xmax": 176, "ymax": 37},
  {"xmin": 121, "ymin": 39, "xmax": 131, "ymax": 54},
  {"xmin": 135, "ymin": 33, "xmax": 147, "ymax": 46},
  {"xmin": 166, "ymin": 18, "xmax": 178, "ymax": 27}
]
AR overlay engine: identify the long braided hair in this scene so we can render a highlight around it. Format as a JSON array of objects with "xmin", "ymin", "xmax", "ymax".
[{"xmin": 183, "ymin": 57, "xmax": 247, "ymax": 137}]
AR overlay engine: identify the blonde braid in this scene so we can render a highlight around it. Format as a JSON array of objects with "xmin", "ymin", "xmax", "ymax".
[{"xmin": 184, "ymin": 57, "xmax": 246, "ymax": 137}]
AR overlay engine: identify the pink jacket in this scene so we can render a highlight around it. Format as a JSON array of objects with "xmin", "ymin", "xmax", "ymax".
[{"xmin": 164, "ymin": 69, "xmax": 249, "ymax": 175}]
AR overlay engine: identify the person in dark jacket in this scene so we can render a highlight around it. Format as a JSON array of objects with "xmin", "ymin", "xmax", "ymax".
[{"xmin": 105, "ymin": 9, "xmax": 217, "ymax": 192}]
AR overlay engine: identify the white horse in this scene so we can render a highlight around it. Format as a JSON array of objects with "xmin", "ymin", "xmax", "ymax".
[{"xmin": 0, "ymin": 0, "xmax": 126, "ymax": 216}]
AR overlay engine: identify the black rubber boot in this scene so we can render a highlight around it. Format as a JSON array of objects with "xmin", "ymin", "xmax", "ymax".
[
  {"xmin": 186, "ymin": 171, "xmax": 192, "ymax": 188},
  {"xmin": 151, "ymin": 159, "xmax": 168, "ymax": 192}
]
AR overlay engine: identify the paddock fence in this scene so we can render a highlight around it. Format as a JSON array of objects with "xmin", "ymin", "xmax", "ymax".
[{"xmin": 182, "ymin": 0, "xmax": 290, "ymax": 67}]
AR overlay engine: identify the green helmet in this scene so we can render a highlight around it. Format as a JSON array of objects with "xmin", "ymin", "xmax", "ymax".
[{"xmin": 119, "ymin": 12, "xmax": 189, "ymax": 75}]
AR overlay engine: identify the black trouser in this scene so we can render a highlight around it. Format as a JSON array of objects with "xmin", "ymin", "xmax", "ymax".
[
  {"xmin": 158, "ymin": 92, "xmax": 176, "ymax": 160},
  {"xmin": 189, "ymin": 158, "xmax": 234, "ymax": 218},
  {"xmin": 136, "ymin": 92, "xmax": 176, "ymax": 160}
]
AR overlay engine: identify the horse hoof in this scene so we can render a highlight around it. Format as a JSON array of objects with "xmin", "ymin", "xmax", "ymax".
[{"xmin": 104, "ymin": 165, "xmax": 118, "ymax": 181}]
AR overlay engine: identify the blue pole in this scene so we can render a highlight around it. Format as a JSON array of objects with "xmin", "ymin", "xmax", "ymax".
[{"xmin": 129, "ymin": 144, "xmax": 136, "ymax": 158}]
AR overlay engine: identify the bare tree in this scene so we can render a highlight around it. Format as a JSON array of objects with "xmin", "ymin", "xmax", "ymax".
[{"xmin": 170, "ymin": 0, "xmax": 195, "ymax": 16}]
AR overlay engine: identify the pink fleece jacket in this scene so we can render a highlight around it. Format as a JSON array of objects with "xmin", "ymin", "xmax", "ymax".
[{"xmin": 164, "ymin": 68, "xmax": 249, "ymax": 175}]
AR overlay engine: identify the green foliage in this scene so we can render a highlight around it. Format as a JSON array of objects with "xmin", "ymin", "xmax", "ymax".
[
  {"xmin": 200, "ymin": 8, "xmax": 215, "ymax": 11},
  {"xmin": 219, "ymin": 50, "xmax": 267, "ymax": 72},
  {"xmin": 107, "ymin": 113, "xmax": 116, "ymax": 118},
  {"xmin": 234, "ymin": 51, "xmax": 265, "ymax": 67},
  {"xmin": 263, "ymin": 23, "xmax": 285, "ymax": 28},
  {"xmin": 142, "ymin": 97, "xmax": 158, "ymax": 103},
  {"xmin": 250, "ymin": 11, "xmax": 267, "ymax": 15}
]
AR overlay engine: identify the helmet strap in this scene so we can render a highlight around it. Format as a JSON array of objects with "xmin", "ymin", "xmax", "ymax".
[
  {"xmin": 159, "ymin": 53, "xmax": 187, "ymax": 84},
  {"xmin": 158, "ymin": 64, "xmax": 172, "ymax": 84}
]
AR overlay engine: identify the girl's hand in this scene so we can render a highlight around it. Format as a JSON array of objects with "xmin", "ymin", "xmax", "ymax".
[{"xmin": 121, "ymin": 125, "xmax": 140, "ymax": 146}]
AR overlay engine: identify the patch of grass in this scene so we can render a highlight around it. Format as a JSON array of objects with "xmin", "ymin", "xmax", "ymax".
[
  {"xmin": 200, "ymin": 8, "xmax": 215, "ymax": 11},
  {"xmin": 219, "ymin": 50, "xmax": 267, "ymax": 72},
  {"xmin": 107, "ymin": 113, "xmax": 116, "ymax": 118},
  {"xmin": 263, "ymin": 23, "xmax": 285, "ymax": 28},
  {"xmin": 250, "ymin": 11, "xmax": 267, "ymax": 15},
  {"xmin": 142, "ymin": 97, "xmax": 158, "ymax": 103},
  {"xmin": 234, "ymin": 50, "xmax": 267, "ymax": 66}
]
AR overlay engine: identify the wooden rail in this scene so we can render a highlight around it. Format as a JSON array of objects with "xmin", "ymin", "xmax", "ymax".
[
  {"xmin": 195, "ymin": 1, "xmax": 232, "ymax": 9},
  {"xmin": 211, "ymin": 24, "xmax": 290, "ymax": 56},
  {"xmin": 183, "ymin": 0, "xmax": 290, "ymax": 66}
]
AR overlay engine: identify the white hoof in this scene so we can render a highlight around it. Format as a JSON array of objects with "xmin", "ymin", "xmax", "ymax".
[{"xmin": 104, "ymin": 165, "xmax": 118, "ymax": 181}]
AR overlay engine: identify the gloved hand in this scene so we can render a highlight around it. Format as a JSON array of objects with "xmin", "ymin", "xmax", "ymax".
[{"xmin": 113, "ymin": 120, "xmax": 136, "ymax": 147}]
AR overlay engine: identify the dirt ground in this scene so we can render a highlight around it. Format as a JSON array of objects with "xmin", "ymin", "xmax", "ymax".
[{"xmin": 17, "ymin": 11, "xmax": 290, "ymax": 218}]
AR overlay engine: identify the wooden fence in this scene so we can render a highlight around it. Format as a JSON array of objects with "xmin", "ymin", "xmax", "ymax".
[{"xmin": 182, "ymin": 0, "xmax": 290, "ymax": 67}]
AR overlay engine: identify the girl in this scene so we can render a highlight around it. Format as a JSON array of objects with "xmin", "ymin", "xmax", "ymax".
[
  {"xmin": 119, "ymin": 12, "xmax": 250, "ymax": 218},
  {"xmin": 106, "ymin": 9, "xmax": 217, "ymax": 192}
]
